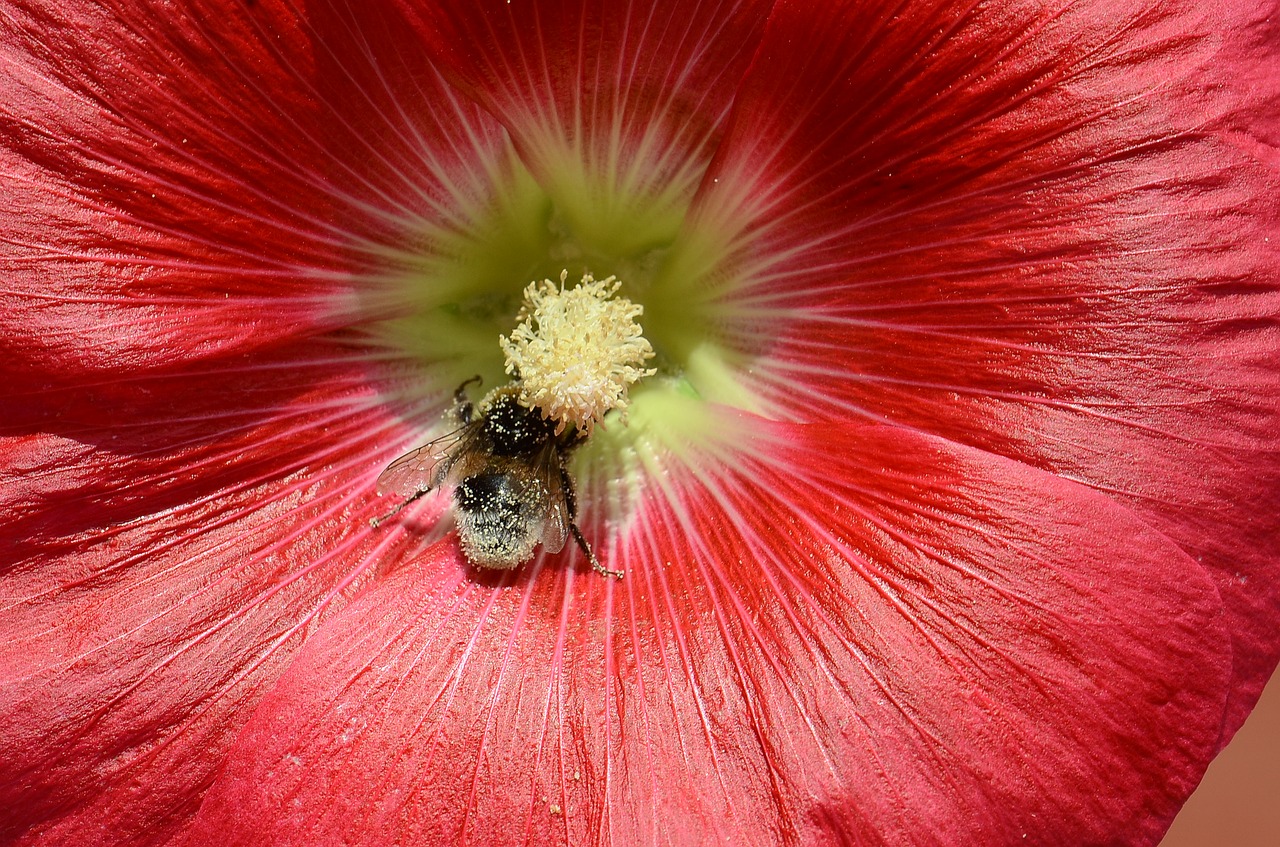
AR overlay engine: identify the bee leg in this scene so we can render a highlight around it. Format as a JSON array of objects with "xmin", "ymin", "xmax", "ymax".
[
  {"xmin": 370, "ymin": 488, "xmax": 430, "ymax": 528},
  {"xmin": 560, "ymin": 462, "xmax": 624, "ymax": 579},
  {"xmin": 451, "ymin": 375, "xmax": 482, "ymax": 424},
  {"xmin": 569, "ymin": 522, "xmax": 624, "ymax": 579}
]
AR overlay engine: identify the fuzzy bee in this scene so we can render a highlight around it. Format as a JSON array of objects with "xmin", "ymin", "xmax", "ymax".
[{"xmin": 373, "ymin": 378, "xmax": 622, "ymax": 578}]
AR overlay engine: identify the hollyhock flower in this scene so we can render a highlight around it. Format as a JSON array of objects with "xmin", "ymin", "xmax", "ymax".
[{"xmin": 2, "ymin": 0, "xmax": 1278, "ymax": 844}]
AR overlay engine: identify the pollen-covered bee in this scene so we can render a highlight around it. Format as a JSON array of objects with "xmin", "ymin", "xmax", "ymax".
[{"xmin": 372, "ymin": 378, "xmax": 622, "ymax": 578}]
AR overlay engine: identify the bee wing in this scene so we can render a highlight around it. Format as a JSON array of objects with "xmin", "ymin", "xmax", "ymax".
[
  {"xmin": 376, "ymin": 421, "xmax": 482, "ymax": 497},
  {"xmin": 532, "ymin": 443, "xmax": 571, "ymax": 555}
]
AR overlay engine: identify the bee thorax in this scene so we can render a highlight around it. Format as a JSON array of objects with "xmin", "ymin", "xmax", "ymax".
[{"xmin": 481, "ymin": 394, "xmax": 557, "ymax": 456}]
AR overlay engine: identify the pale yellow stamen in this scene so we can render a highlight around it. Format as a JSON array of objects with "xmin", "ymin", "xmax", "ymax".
[{"xmin": 501, "ymin": 270, "xmax": 656, "ymax": 435}]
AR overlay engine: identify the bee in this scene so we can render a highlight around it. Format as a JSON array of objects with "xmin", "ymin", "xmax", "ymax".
[{"xmin": 372, "ymin": 378, "xmax": 623, "ymax": 578}]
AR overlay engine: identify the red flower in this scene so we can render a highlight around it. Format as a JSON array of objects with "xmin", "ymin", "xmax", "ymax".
[{"xmin": 2, "ymin": 1, "xmax": 1278, "ymax": 845}]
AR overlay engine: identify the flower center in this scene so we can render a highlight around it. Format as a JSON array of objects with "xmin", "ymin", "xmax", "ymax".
[{"xmin": 366, "ymin": 149, "xmax": 764, "ymax": 526}]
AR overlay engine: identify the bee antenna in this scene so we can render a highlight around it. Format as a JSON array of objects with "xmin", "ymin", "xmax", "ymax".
[{"xmin": 570, "ymin": 522, "xmax": 623, "ymax": 579}]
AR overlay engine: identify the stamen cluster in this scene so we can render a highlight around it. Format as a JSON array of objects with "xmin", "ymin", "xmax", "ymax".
[{"xmin": 501, "ymin": 270, "xmax": 655, "ymax": 435}]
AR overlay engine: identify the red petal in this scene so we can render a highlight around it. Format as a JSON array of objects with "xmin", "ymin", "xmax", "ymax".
[
  {"xmin": 0, "ymin": 1, "xmax": 509, "ymax": 382},
  {"xmin": 686, "ymin": 0, "xmax": 1280, "ymax": 739},
  {"xmin": 181, "ymin": 418, "xmax": 1227, "ymax": 846},
  {"xmin": 398, "ymin": 0, "xmax": 774, "ymax": 250},
  {"xmin": 0, "ymin": 345, "xmax": 448, "ymax": 846}
]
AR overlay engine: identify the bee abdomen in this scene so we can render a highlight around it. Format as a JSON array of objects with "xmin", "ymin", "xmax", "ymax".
[{"xmin": 454, "ymin": 473, "xmax": 541, "ymax": 568}]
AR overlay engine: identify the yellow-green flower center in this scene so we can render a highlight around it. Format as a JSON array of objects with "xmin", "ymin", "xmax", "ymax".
[{"xmin": 365, "ymin": 146, "xmax": 766, "ymax": 524}]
